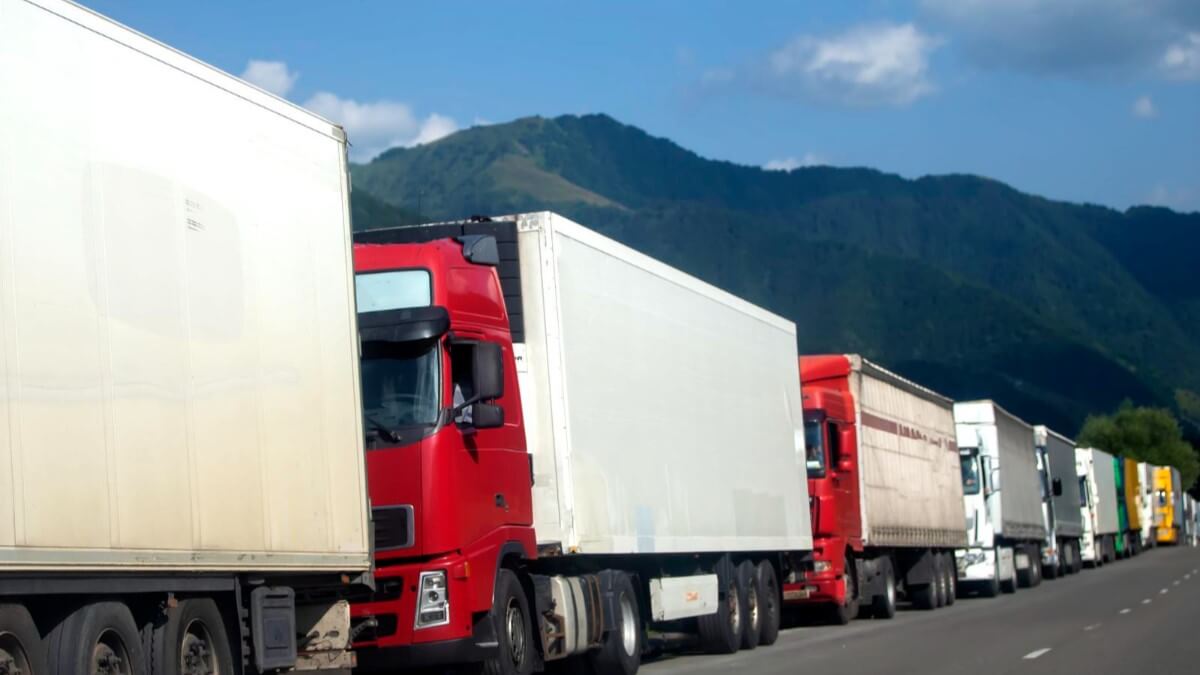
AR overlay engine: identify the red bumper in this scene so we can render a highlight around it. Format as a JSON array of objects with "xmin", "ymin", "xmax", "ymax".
[{"xmin": 351, "ymin": 553, "xmax": 476, "ymax": 652}]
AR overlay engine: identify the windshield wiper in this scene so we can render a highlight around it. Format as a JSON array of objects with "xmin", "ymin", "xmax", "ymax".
[{"xmin": 365, "ymin": 414, "xmax": 400, "ymax": 444}]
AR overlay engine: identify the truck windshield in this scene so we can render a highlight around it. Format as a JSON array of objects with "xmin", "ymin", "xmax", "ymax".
[
  {"xmin": 960, "ymin": 450, "xmax": 981, "ymax": 495},
  {"xmin": 360, "ymin": 340, "xmax": 441, "ymax": 441},
  {"xmin": 356, "ymin": 269, "xmax": 432, "ymax": 311},
  {"xmin": 804, "ymin": 420, "xmax": 826, "ymax": 478}
]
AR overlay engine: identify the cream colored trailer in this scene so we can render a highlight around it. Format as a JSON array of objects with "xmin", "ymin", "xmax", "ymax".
[{"xmin": 0, "ymin": 0, "xmax": 368, "ymax": 670}]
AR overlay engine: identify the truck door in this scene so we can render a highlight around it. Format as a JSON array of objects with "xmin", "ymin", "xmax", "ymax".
[{"xmin": 828, "ymin": 421, "xmax": 862, "ymax": 543}]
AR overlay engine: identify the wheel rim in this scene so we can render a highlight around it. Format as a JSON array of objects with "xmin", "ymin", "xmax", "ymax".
[
  {"xmin": 504, "ymin": 597, "xmax": 527, "ymax": 668},
  {"xmin": 886, "ymin": 570, "xmax": 896, "ymax": 606},
  {"xmin": 180, "ymin": 618, "xmax": 220, "ymax": 675},
  {"xmin": 618, "ymin": 591, "xmax": 638, "ymax": 657},
  {"xmin": 0, "ymin": 631, "xmax": 33, "ymax": 675},
  {"xmin": 93, "ymin": 629, "xmax": 132, "ymax": 675},
  {"xmin": 726, "ymin": 580, "xmax": 741, "ymax": 637}
]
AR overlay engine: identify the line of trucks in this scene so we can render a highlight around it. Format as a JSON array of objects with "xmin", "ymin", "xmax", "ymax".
[{"xmin": 2, "ymin": 2, "xmax": 1198, "ymax": 674}]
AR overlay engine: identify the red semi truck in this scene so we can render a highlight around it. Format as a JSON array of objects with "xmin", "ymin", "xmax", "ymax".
[
  {"xmin": 794, "ymin": 355, "xmax": 967, "ymax": 622},
  {"xmin": 349, "ymin": 213, "xmax": 814, "ymax": 674}
]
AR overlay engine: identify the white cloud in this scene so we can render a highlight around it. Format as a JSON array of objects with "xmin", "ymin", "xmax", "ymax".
[
  {"xmin": 240, "ymin": 60, "xmax": 298, "ymax": 97},
  {"xmin": 1162, "ymin": 32, "xmax": 1200, "ymax": 78},
  {"xmin": 763, "ymin": 23, "xmax": 940, "ymax": 106},
  {"xmin": 764, "ymin": 153, "xmax": 829, "ymax": 171},
  {"xmin": 302, "ymin": 92, "xmax": 459, "ymax": 161},
  {"xmin": 1132, "ymin": 95, "xmax": 1158, "ymax": 118},
  {"xmin": 1146, "ymin": 184, "xmax": 1199, "ymax": 211},
  {"xmin": 921, "ymin": 0, "xmax": 1200, "ymax": 77},
  {"xmin": 410, "ymin": 113, "xmax": 459, "ymax": 146}
]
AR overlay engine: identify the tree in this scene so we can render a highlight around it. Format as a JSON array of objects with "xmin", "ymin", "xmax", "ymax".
[{"xmin": 1077, "ymin": 402, "xmax": 1200, "ymax": 489}]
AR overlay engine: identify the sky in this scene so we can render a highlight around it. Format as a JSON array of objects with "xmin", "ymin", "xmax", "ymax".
[{"xmin": 84, "ymin": 0, "xmax": 1200, "ymax": 212}]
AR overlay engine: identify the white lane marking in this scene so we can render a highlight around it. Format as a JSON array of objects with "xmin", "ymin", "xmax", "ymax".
[
  {"xmin": 1174, "ymin": 580, "xmax": 1180, "ymax": 586},
  {"xmin": 1024, "ymin": 648, "xmax": 1053, "ymax": 660},
  {"xmin": 1142, "ymin": 599, "xmax": 1152, "ymax": 605},
  {"xmin": 1185, "ymin": 574, "xmax": 1191, "ymax": 580},
  {"xmin": 1084, "ymin": 623, "xmax": 1101, "ymax": 631},
  {"xmin": 1160, "ymin": 588, "xmax": 1169, "ymax": 595},
  {"xmin": 1120, "ymin": 608, "xmax": 1132, "ymax": 614}
]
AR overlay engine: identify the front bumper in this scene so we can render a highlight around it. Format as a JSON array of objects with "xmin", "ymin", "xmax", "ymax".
[
  {"xmin": 355, "ymin": 615, "xmax": 496, "ymax": 672},
  {"xmin": 351, "ymin": 554, "xmax": 479, "ymax": 656},
  {"xmin": 956, "ymin": 547, "xmax": 996, "ymax": 582},
  {"xmin": 783, "ymin": 570, "xmax": 843, "ymax": 605}
]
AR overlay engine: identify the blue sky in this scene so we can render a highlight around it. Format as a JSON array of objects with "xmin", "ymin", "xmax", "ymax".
[{"xmin": 86, "ymin": 0, "xmax": 1200, "ymax": 212}]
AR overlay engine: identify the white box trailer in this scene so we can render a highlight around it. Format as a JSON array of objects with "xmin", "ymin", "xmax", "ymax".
[
  {"xmin": 1034, "ymin": 426, "xmax": 1084, "ymax": 577},
  {"xmin": 1138, "ymin": 462, "xmax": 1157, "ymax": 547},
  {"xmin": 0, "ymin": 0, "xmax": 368, "ymax": 670},
  {"xmin": 955, "ymin": 401, "xmax": 1046, "ymax": 593},
  {"xmin": 852, "ymin": 357, "xmax": 966, "ymax": 550},
  {"xmin": 1077, "ymin": 447, "xmax": 1119, "ymax": 565},
  {"xmin": 513, "ymin": 212, "xmax": 812, "ymax": 555}
]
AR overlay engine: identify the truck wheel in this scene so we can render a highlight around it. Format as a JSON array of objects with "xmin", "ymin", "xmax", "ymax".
[
  {"xmin": 1043, "ymin": 556, "xmax": 1058, "ymax": 580},
  {"xmin": 586, "ymin": 573, "xmax": 641, "ymax": 675},
  {"xmin": 869, "ymin": 558, "xmax": 897, "ymax": 619},
  {"xmin": 484, "ymin": 569, "xmax": 535, "ymax": 675},
  {"xmin": 931, "ymin": 556, "xmax": 946, "ymax": 609},
  {"xmin": 1072, "ymin": 543, "xmax": 1083, "ymax": 574},
  {"xmin": 697, "ymin": 556, "xmax": 741, "ymax": 654},
  {"xmin": 754, "ymin": 562, "xmax": 781, "ymax": 646},
  {"xmin": 827, "ymin": 556, "xmax": 859, "ymax": 625},
  {"xmin": 943, "ymin": 554, "xmax": 957, "ymax": 606},
  {"xmin": 47, "ymin": 602, "xmax": 145, "ymax": 675},
  {"xmin": 147, "ymin": 598, "xmax": 234, "ymax": 675},
  {"xmin": 736, "ymin": 561, "xmax": 761, "ymax": 650},
  {"xmin": 0, "ymin": 604, "xmax": 47, "ymax": 675}
]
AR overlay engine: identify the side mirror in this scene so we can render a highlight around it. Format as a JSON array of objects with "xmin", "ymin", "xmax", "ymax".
[
  {"xmin": 1052, "ymin": 477, "xmax": 1063, "ymax": 497},
  {"xmin": 471, "ymin": 403, "xmax": 504, "ymax": 429},
  {"xmin": 473, "ymin": 342, "xmax": 504, "ymax": 401}
]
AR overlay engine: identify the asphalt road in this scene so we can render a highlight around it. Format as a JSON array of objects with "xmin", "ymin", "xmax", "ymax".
[{"xmin": 643, "ymin": 546, "xmax": 1200, "ymax": 675}]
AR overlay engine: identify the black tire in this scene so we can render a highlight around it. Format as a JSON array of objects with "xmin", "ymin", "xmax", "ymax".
[
  {"xmin": 736, "ymin": 561, "xmax": 761, "ymax": 650},
  {"xmin": 931, "ymin": 555, "xmax": 946, "ymax": 609},
  {"xmin": 585, "ymin": 573, "xmax": 641, "ymax": 675},
  {"xmin": 1073, "ymin": 543, "xmax": 1084, "ymax": 574},
  {"xmin": 870, "ymin": 558, "xmax": 897, "ymax": 619},
  {"xmin": 47, "ymin": 601, "xmax": 145, "ymax": 675},
  {"xmin": 1043, "ymin": 557, "xmax": 1059, "ymax": 581},
  {"xmin": 943, "ymin": 554, "xmax": 957, "ymax": 606},
  {"xmin": 0, "ymin": 603, "xmax": 47, "ymax": 675},
  {"xmin": 755, "ymin": 562, "xmax": 781, "ymax": 646},
  {"xmin": 827, "ymin": 555, "xmax": 859, "ymax": 625},
  {"xmin": 147, "ymin": 597, "xmax": 234, "ymax": 675},
  {"xmin": 483, "ymin": 569, "xmax": 535, "ymax": 675},
  {"xmin": 697, "ymin": 556, "xmax": 741, "ymax": 654}
]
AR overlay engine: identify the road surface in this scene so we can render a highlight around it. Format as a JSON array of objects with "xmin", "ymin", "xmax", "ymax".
[{"xmin": 644, "ymin": 546, "xmax": 1200, "ymax": 675}]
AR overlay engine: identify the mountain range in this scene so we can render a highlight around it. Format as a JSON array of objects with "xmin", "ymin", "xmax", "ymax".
[{"xmin": 348, "ymin": 113, "xmax": 1200, "ymax": 439}]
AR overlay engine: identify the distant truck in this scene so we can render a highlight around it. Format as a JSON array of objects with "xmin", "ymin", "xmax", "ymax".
[
  {"xmin": 1119, "ymin": 458, "xmax": 1143, "ymax": 557},
  {"xmin": 1033, "ymin": 426, "xmax": 1083, "ymax": 577},
  {"xmin": 796, "ymin": 355, "xmax": 965, "ymax": 623},
  {"xmin": 1077, "ymin": 448, "xmax": 1119, "ymax": 565},
  {"xmin": 1139, "ymin": 463, "xmax": 1158, "ymax": 549},
  {"xmin": 0, "ymin": 0, "xmax": 371, "ymax": 672},
  {"xmin": 350, "ymin": 213, "xmax": 812, "ymax": 674},
  {"xmin": 1155, "ymin": 466, "xmax": 1184, "ymax": 545},
  {"xmin": 955, "ymin": 401, "xmax": 1047, "ymax": 594}
]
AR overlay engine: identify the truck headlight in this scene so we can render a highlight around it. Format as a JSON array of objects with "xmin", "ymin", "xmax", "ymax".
[
  {"xmin": 415, "ymin": 571, "xmax": 450, "ymax": 628},
  {"xmin": 813, "ymin": 560, "xmax": 832, "ymax": 573}
]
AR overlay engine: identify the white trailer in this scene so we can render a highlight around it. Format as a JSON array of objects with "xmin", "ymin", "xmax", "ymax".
[
  {"xmin": 1077, "ymin": 448, "xmax": 1119, "ymax": 565},
  {"xmin": 955, "ymin": 401, "xmax": 1046, "ymax": 594},
  {"xmin": 514, "ymin": 215, "xmax": 812, "ymax": 557},
  {"xmin": 1034, "ymin": 426, "xmax": 1084, "ymax": 578},
  {"xmin": 0, "ymin": 0, "xmax": 369, "ymax": 671}
]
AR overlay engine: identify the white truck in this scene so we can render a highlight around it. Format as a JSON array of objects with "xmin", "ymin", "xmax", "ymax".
[
  {"xmin": 1033, "ymin": 426, "xmax": 1084, "ymax": 578},
  {"xmin": 0, "ymin": 0, "xmax": 370, "ymax": 672},
  {"xmin": 1077, "ymin": 448, "xmax": 1120, "ymax": 565},
  {"xmin": 1138, "ymin": 462, "xmax": 1157, "ymax": 549},
  {"xmin": 955, "ymin": 401, "xmax": 1046, "ymax": 595}
]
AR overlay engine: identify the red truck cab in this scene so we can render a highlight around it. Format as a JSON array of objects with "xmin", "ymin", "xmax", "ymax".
[
  {"xmin": 350, "ymin": 232, "xmax": 536, "ymax": 670},
  {"xmin": 793, "ymin": 356, "xmax": 862, "ymax": 621}
]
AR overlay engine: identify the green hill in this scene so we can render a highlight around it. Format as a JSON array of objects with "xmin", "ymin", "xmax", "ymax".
[{"xmin": 349, "ymin": 113, "xmax": 1200, "ymax": 437}]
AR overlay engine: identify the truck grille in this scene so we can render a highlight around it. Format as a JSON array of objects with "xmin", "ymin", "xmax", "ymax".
[{"xmin": 374, "ymin": 505, "xmax": 414, "ymax": 550}]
